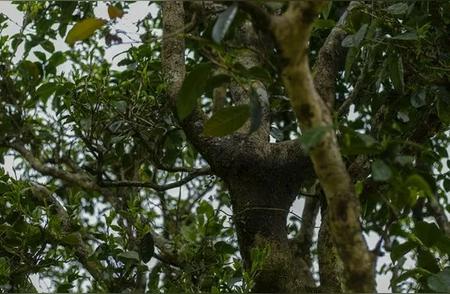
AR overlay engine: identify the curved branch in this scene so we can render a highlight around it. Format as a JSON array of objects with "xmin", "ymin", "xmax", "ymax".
[
  {"xmin": 4, "ymin": 140, "xmax": 113, "ymax": 198},
  {"xmin": 313, "ymin": 1, "xmax": 361, "ymax": 110},
  {"xmin": 99, "ymin": 167, "xmax": 211, "ymax": 190}
]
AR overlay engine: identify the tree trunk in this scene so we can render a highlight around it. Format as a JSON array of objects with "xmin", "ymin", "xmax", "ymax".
[{"xmin": 225, "ymin": 171, "xmax": 314, "ymax": 292}]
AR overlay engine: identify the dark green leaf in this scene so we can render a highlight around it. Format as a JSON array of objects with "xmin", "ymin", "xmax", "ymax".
[
  {"xmin": 437, "ymin": 96, "xmax": 450, "ymax": 125},
  {"xmin": 342, "ymin": 24, "xmax": 368, "ymax": 48},
  {"xmin": 203, "ymin": 105, "xmax": 250, "ymax": 137},
  {"xmin": 392, "ymin": 31, "xmax": 418, "ymax": 41},
  {"xmin": 391, "ymin": 241, "xmax": 416, "ymax": 262},
  {"xmin": 411, "ymin": 89, "xmax": 426, "ymax": 108},
  {"xmin": 197, "ymin": 201, "xmax": 215, "ymax": 219},
  {"xmin": 371, "ymin": 159, "xmax": 392, "ymax": 181},
  {"xmin": 406, "ymin": 174, "xmax": 433, "ymax": 198},
  {"xmin": 414, "ymin": 221, "xmax": 441, "ymax": 247},
  {"xmin": 344, "ymin": 47, "xmax": 359, "ymax": 82},
  {"xmin": 298, "ymin": 126, "xmax": 332, "ymax": 152},
  {"xmin": 61, "ymin": 232, "xmax": 82, "ymax": 246},
  {"xmin": 148, "ymin": 264, "xmax": 162, "ymax": 292},
  {"xmin": 246, "ymin": 66, "xmax": 272, "ymax": 84},
  {"xmin": 386, "ymin": 3, "xmax": 409, "ymax": 15},
  {"xmin": 41, "ymin": 40, "xmax": 55, "ymax": 53},
  {"xmin": 118, "ymin": 250, "xmax": 140, "ymax": 261},
  {"xmin": 314, "ymin": 19, "xmax": 336, "ymax": 30},
  {"xmin": 212, "ymin": 4, "xmax": 238, "ymax": 44},
  {"xmin": 417, "ymin": 248, "xmax": 440, "ymax": 273},
  {"xmin": 389, "ymin": 55, "xmax": 405, "ymax": 93},
  {"xmin": 206, "ymin": 74, "xmax": 231, "ymax": 92},
  {"xmin": 34, "ymin": 51, "xmax": 46, "ymax": 62},
  {"xmin": 214, "ymin": 241, "xmax": 236, "ymax": 255},
  {"xmin": 139, "ymin": 233, "xmax": 154, "ymax": 263},
  {"xmin": 392, "ymin": 268, "xmax": 432, "ymax": 284},
  {"xmin": 177, "ymin": 63, "xmax": 212, "ymax": 120},
  {"xmin": 36, "ymin": 82, "xmax": 57, "ymax": 101},
  {"xmin": 428, "ymin": 269, "xmax": 450, "ymax": 293}
]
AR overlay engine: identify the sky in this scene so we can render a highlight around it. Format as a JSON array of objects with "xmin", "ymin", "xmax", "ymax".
[{"xmin": 0, "ymin": 1, "xmax": 417, "ymax": 292}]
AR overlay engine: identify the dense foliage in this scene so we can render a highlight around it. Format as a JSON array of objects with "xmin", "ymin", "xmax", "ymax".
[{"xmin": 0, "ymin": 1, "xmax": 449, "ymax": 292}]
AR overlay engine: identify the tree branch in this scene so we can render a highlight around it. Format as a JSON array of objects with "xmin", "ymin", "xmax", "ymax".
[
  {"xmin": 314, "ymin": 1, "xmax": 361, "ymax": 110},
  {"xmin": 290, "ymin": 197, "xmax": 319, "ymax": 268},
  {"xmin": 28, "ymin": 182, "xmax": 108, "ymax": 290},
  {"xmin": 270, "ymin": 2, "xmax": 376, "ymax": 291},
  {"xmin": 4, "ymin": 140, "xmax": 113, "ymax": 198},
  {"xmin": 99, "ymin": 167, "xmax": 211, "ymax": 190}
]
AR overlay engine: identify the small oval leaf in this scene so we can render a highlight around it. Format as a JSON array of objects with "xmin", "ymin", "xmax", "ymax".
[
  {"xmin": 371, "ymin": 159, "xmax": 392, "ymax": 182},
  {"xmin": 108, "ymin": 5, "xmax": 124, "ymax": 19},
  {"xmin": 65, "ymin": 18, "xmax": 106, "ymax": 46},
  {"xmin": 203, "ymin": 105, "xmax": 250, "ymax": 137},
  {"xmin": 177, "ymin": 63, "xmax": 212, "ymax": 120},
  {"xmin": 212, "ymin": 3, "xmax": 238, "ymax": 44}
]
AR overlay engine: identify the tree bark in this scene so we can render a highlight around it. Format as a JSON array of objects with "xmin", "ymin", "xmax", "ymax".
[
  {"xmin": 225, "ymin": 166, "xmax": 314, "ymax": 292},
  {"xmin": 270, "ymin": 2, "xmax": 376, "ymax": 292}
]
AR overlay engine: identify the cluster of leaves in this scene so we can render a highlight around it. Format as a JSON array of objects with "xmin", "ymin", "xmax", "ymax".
[
  {"xmin": 0, "ymin": 2, "xmax": 271, "ymax": 292},
  {"xmin": 1, "ymin": 0, "xmax": 450, "ymax": 292},
  {"xmin": 333, "ymin": 1, "xmax": 450, "ymax": 291}
]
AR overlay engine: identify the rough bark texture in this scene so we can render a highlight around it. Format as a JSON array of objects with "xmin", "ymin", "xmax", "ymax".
[
  {"xmin": 161, "ymin": 3, "xmax": 316, "ymax": 292},
  {"xmin": 318, "ymin": 207, "xmax": 344, "ymax": 292},
  {"xmin": 270, "ymin": 2, "xmax": 376, "ymax": 292}
]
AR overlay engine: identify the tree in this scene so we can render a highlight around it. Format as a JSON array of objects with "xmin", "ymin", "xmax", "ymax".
[{"xmin": 1, "ymin": 0, "xmax": 450, "ymax": 292}]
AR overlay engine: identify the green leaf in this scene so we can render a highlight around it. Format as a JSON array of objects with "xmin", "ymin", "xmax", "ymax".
[
  {"xmin": 386, "ymin": 3, "xmax": 409, "ymax": 15},
  {"xmin": 414, "ymin": 221, "xmax": 441, "ymax": 247},
  {"xmin": 197, "ymin": 201, "xmax": 215, "ymax": 218},
  {"xmin": 148, "ymin": 264, "xmax": 162, "ymax": 292},
  {"xmin": 314, "ymin": 19, "xmax": 336, "ymax": 30},
  {"xmin": 417, "ymin": 248, "xmax": 440, "ymax": 273},
  {"xmin": 246, "ymin": 66, "xmax": 272, "ymax": 84},
  {"xmin": 177, "ymin": 63, "xmax": 212, "ymax": 120},
  {"xmin": 428, "ymin": 269, "xmax": 450, "ymax": 293},
  {"xmin": 322, "ymin": 1, "xmax": 333, "ymax": 19},
  {"xmin": 391, "ymin": 31, "xmax": 418, "ymax": 41},
  {"xmin": 108, "ymin": 5, "xmax": 124, "ymax": 19},
  {"xmin": 65, "ymin": 18, "xmax": 106, "ymax": 46},
  {"xmin": 344, "ymin": 47, "xmax": 359, "ymax": 82},
  {"xmin": 298, "ymin": 126, "xmax": 332, "ymax": 152},
  {"xmin": 34, "ymin": 51, "xmax": 46, "ymax": 62},
  {"xmin": 138, "ymin": 233, "xmax": 154, "ymax": 263},
  {"xmin": 214, "ymin": 241, "xmax": 236, "ymax": 255},
  {"xmin": 36, "ymin": 82, "xmax": 57, "ymax": 101},
  {"xmin": 411, "ymin": 89, "xmax": 426, "ymax": 108},
  {"xmin": 203, "ymin": 105, "xmax": 250, "ymax": 137},
  {"xmin": 41, "ymin": 39, "xmax": 55, "ymax": 53},
  {"xmin": 406, "ymin": 174, "xmax": 433, "ymax": 198},
  {"xmin": 437, "ymin": 96, "xmax": 450, "ymax": 125},
  {"xmin": 212, "ymin": 3, "xmax": 238, "ymax": 44},
  {"xmin": 118, "ymin": 250, "xmax": 140, "ymax": 261},
  {"xmin": 56, "ymin": 283, "xmax": 73, "ymax": 293},
  {"xmin": 61, "ymin": 232, "xmax": 82, "ymax": 246},
  {"xmin": 371, "ymin": 159, "xmax": 392, "ymax": 181},
  {"xmin": 389, "ymin": 54, "xmax": 405, "ymax": 93},
  {"xmin": 391, "ymin": 241, "xmax": 416, "ymax": 262},
  {"xmin": 341, "ymin": 24, "xmax": 368, "ymax": 48},
  {"xmin": 393, "ymin": 268, "xmax": 432, "ymax": 284},
  {"xmin": 206, "ymin": 74, "xmax": 231, "ymax": 92}
]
